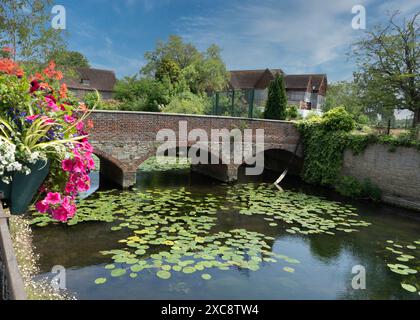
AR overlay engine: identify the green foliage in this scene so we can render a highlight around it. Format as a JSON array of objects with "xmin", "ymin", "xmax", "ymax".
[
  {"xmin": 264, "ymin": 74, "xmax": 287, "ymax": 120},
  {"xmin": 298, "ymin": 107, "xmax": 360, "ymax": 186},
  {"xmin": 162, "ymin": 92, "xmax": 210, "ymax": 115},
  {"xmin": 47, "ymin": 49, "xmax": 90, "ymax": 69},
  {"xmin": 0, "ymin": 0, "xmax": 66, "ymax": 62},
  {"xmin": 351, "ymin": 12, "xmax": 419, "ymax": 126},
  {"xmin": 83, "ymin": 92, "xmax": 121, "ymax": 111},
  {"xmin": 321, "ymin": 107, "xmax": 356, "ymax": 132},
  {"xmin": 335, "ymin": 176, "xmax": 381, "ymax": 201},
  {"xmin": 155, "ymin": 58, "xmax": 181, "ymax": 83},
  {"xmin": 286, "ymin": 105, "xmax": 301, "ymax": 120},
  {"xmin": 0, "ymin": 74, "xmax": 32, "ymax": 113},
  {"xmin": 113, "ymin": 77, "xmax": 172, "ymax": 112},
  {"xmin": 142, "ymin": 35, "xmax": 229, "ymax": 95},
  {"xmin": 299, "ymin": 106, "xmax": 418, "ymax": 198}
]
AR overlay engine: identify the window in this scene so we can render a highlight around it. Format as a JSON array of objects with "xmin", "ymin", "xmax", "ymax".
[{"xmin": 81, "ymin": 78, "xmax": 90, "ymax": 85}]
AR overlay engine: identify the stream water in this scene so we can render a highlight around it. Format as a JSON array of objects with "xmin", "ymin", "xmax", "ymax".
[{"xmin": 30, "ymin": 162, "xmax": 420, "ymax": 300}]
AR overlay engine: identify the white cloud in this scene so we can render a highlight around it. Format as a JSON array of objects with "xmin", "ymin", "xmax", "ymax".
[{"xmin": 177, "ymin": 0, "xmax": 375, "ymax": 80}]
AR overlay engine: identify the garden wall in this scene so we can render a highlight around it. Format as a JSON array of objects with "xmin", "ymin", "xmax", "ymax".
[{"xmin": 341, "ymin": 144, "xmax": 420, "ymax": 211}]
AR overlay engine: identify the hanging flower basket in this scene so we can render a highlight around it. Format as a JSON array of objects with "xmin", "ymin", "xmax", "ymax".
[{"xmin": 0, "ymin": 48, "xmax": 97, "ymax": 221}]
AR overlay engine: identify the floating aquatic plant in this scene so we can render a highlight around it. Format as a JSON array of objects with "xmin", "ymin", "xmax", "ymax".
[
  {"xmin": 29, "ymin": 183, "xmax": 372, "ymax": 285},
  {"xmin": 384, "ymin": 239, "xmax": 419, "ymax": 294}
]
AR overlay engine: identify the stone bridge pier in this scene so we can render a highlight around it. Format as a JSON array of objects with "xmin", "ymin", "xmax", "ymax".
[{"xmin": 87, "ymin": 111, "xmax": 301, "ymax": 188}]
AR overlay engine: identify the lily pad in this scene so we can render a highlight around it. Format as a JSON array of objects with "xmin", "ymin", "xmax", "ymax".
[
  {"xmin": 401, "ymin": 283, "xmax": 417, "ymax": 293},
  {"xmin": 94, "ymin": 278, "xmax": 107, "ymax": 285},
  {"xmin": 157, "ymin": 270, "xmax": 172, "ymax": 279},
  {"xmin": 201, "ymin": 274, "xmax": 212, "ymax": 280}
]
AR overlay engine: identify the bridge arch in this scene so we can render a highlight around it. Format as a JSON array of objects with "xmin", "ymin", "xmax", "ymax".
[
  {"xmin": 93, "ymin": 148, "xmax": 135, "ymax": 188},
  {"xmin": 238, "ymin": 146, "xmax": 303, "ymax": 179}
]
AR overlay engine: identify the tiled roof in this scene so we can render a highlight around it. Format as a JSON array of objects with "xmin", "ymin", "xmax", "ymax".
[
  {"xmin": 284, "ymin": 74, "xmax": 327, "ymax": 91},
  {"xmin": 64, "ymin": 68, "xmax": 117, "ymax": 92},
  {"xmin": 229, "ymin": 69, "xmax": 327, "ymax": 92},
  {"xmin": 229, "ymin": 69, "xmax": 284, "ymax": 89}
]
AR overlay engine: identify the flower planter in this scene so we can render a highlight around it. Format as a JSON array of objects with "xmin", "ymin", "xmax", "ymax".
[
  {"xmin": 0, "ymin": 160, "xmax": 50, "ymax": 215},
  {"xmin": 0, "ymin": 177, "xmax": 12, "ymax": 200}
]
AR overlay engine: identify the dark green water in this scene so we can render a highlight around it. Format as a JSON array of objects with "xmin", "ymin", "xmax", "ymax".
[{"xmin": 31, "ymin": 167, "xmax": 420, "ymax": 300}]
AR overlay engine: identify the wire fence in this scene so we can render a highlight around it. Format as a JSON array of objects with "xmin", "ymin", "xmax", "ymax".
[{"xmin": 210, "ymin": 89, "xmax": 265, "ymax": 119}]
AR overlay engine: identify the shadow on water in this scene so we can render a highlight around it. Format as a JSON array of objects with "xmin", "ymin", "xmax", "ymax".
[{"xmin": 31, "ymin": 166, "xmax": 420, "ymax": 300}]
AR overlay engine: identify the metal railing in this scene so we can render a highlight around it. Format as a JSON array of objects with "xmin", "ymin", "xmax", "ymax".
[{"xmin": 0, "ymin": 204, "xmax": 27, "ymax": 300}]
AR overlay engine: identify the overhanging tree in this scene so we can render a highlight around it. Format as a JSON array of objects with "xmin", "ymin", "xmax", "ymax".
[
  {"xmin": 0, "ymin": 0, "xmax": 66, "ymax": 62},
  {"xmin": 264, "ymin": 74, "xmax": 287, "ymax": 120},
  {"xmin": 352, "ymin": 11, "xmax": 419, "ymax": 127}
]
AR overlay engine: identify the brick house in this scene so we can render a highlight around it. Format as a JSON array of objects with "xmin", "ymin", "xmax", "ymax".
[
  {"xmin": 63, "ymin": 68, "xmax": 117, "ymax": 100},
  {"xmin": 229, "ymin": 69, "xmax": 327, "ymax": 111}
]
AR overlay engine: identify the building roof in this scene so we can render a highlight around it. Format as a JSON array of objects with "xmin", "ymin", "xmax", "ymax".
[
  {"xmin": 64, "ymin": 68, "xmax": 117, "ymax": 92},
  {"xmin": 284, "ymin": 74, "xmax": 327, "ymax": 92},
  {"xmin": 229, "ymin": 69, "xmax": 327, "ymax": 92},
  {"xmin": 229, "ymin": 69, "xmax": 284, "ymax": 89}
]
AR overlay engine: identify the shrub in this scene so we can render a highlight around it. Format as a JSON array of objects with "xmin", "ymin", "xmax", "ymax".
[
  {"xmin": 321, "ymin": 107, "xmax": 356, "ymax": 132},
  {"xmin": 264, "ymin": 74, "xmax": 287, "ymax": 120},
  {"xmin": 162, "ymin": 92, "xmax": 210, "ymax": 115},
  {"xmin": 286, "ymin": 104, "xmax": 301, "ymax": 120},
  {"xmin": 335, "ymin": 176, "xmax": 381, "ymax": 201}
]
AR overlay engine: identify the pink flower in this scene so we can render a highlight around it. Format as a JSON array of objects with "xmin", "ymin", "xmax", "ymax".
[
  {"xmin": 81, "ymin": 141, "xmax": 94, "ymax": 153},
  {"xmin": 45, "ymin": 96, "xmax": 60, "ymax": 111},
  {"xmin": 51, "ymin": 207, "xmax": 69, "ymax": 222},
  {"xmin": 45, "ymin": 192, "xmax": 61, "ymax": 205},
  {"xmin": 61, "ymin": 159, "xmax": 74, "ymax": 172},
  {"xmin": 87, "ymin": 157, "xmax": 96, "ymax": 170},
  {"xmin": 41, "ymin": 116, "xmax": 55, "ymax": 125},
  {"xmin": 35, "ymin": 200, "xmax": 49, "ymax": 213},
  {"xmin": 64, "ymin": 115, "xmax": 75, "ymax": 124},
  {"xmin": 77, "ymin": 179, "xmax": 90, "ymax": 192},
  {"xmin": 72, "ymin": 158, "xmax": 85, "ymax": 173},
  {"xmin": 76, "ymin": 121, "xmax": 84, "ymax": 131},
  {"xmin": 65, "ymin": 183, "xmax": 76, "ymax": 194},
  {"xmin": 26, "ymin": 115, "xmax": 40, "ymax": 121}
]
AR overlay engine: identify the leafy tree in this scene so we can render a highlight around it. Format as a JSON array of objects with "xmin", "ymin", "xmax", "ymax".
[
  {"xmin": 113, "ymin": 76, "xmax": 172, "ymax": 112},
  {"xmin": 142, "ymin": 35, "xmax": 201, "ymax": 76},
  {"xmin": 264, "ymin": 74, "xmax": 287, "ymax": 120},
  {"xmin": 184, "ymin": 45, "xmax": 229, "ymax": 93},
  {"xmin": 155, "ymin": 58, "xmax": 181, "ymax": 83},
  {"xmin": 47, "ymin": 49, "xmax": 90, "ymax": 69},
  {"xmin": 324, "ymin": 81, "xmax": 363, "ymax": 114},
  {"xmin": 141, "ymin": 35, "xmax": 228, "ymax": 94},
  {"xmin": 0, "ymin": 0, "xmax": 66, "ymax": 61},
  {"xmin": 351, "ymin": 11, "xmax": 420, "ymax": 127}
]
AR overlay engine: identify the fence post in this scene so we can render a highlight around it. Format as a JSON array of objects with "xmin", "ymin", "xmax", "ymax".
[
  {"xmin": 214, "ymin": 92, "xmax": 220, "ymax": 115},
  {"xmin": 231, "ymin": 90, "xmax": 235, "ymax": 117},
  {"xmin": 248, "ymin": 89, "xmax": 255, "ymax": 119}
]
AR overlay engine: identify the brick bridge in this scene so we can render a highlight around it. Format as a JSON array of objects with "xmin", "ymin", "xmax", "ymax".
[{"xmin": 87, "ymin": 111, "xmax": 302, "ymax": 188}]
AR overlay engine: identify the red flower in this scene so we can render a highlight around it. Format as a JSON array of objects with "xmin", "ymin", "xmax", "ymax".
[{"xmin": 30, "ymin": 80, "xmax": 40, "ymax": 93}]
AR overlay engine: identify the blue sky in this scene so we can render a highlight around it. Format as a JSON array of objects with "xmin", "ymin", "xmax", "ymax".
[{"xmin": 59, "ymin": 0, "xmax": 419, "ymax": 82}]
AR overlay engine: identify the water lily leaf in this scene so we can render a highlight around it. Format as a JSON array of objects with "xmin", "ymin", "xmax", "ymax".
[
  {"xmin": 157, "ymin": 270, "xmax": 171, "ymax": 279},
  {"xmin": 111, "ymin": 269, "xmax": 127, "ymax": 277},
  {"xmin": 283, "ymin": 267, "xmax": 295, "ymax": 273},
  {"xmin": 401, "ymin": 283, "xmax": 417, "ymax": 293},
  {"xmin": 201, "ymin": 274, "xmax": 212, "ymax": 280},
  {"xmin": 94, "ymin": 278, "xmax": 107, "ymax": 285}
]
